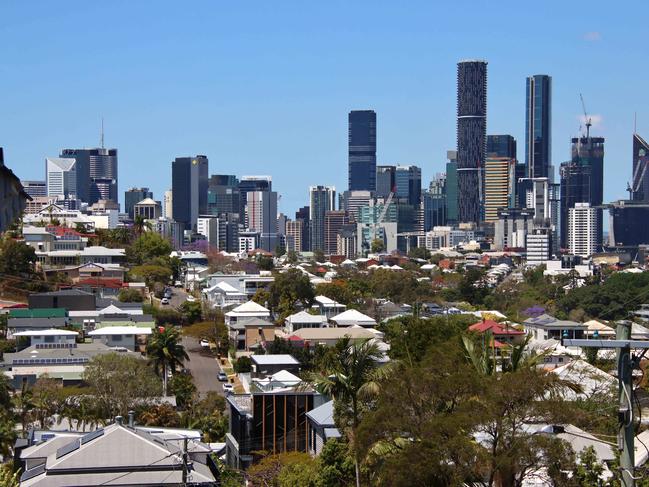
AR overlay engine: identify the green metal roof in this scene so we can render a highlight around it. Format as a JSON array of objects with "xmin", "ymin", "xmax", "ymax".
[{"xmin": 9, "ymin": 308, "xmax": 67, "ymax": 319}]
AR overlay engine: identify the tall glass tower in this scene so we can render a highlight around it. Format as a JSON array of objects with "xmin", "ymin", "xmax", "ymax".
[
  {"xmin": 348, "ymin": 110, "xmax": 377, "ymax": 192},
  {"xmin": 525, "ymin": 75, "xmax": 552, "ymax": 179},
  {"xmin": 456, "ymin": 60, "xmax": 487, "ymax": 224}
]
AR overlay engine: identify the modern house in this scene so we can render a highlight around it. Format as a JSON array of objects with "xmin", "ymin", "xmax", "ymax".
[
  {"xmin": 251, "ymin": 354, "xmax": 300, "ymax": 378},
  {"xmin": 284, "ymin": 311, "xmax": 328, "ymax": 334},
  {"xmin": 289, "ymin": 327, "xmax": 381, "ymax": 347},
  {"xmin": 18, "ymin": 421, "xmax": 219, "ymax": 486},
  {"xmin": 88, "ymin": 326, "xmax": 153, "ymax": 351},
  {"xmin": 28, "ymin": 289, "xmax": 97, "ymax": 312},
  {"xmin": 12, "ymin": 329, "xmax": 77, "ymax": 349},
  {"xmin": 306, "ymin": 400, "xmax": 341, "ymax": 456},
  {"xmin": 204, "ymin": 273, "xmax": 274, "ymax": 298},
  {"xmin": 522, "ymin": 313, "xmax": 587, "ymax": 341},
  {"xmin": 311, "ymin": 295, "xmax": 346, "ymax": 318},
  {"xmin": 330, "ymin": 309, "xmax": 377, "ymax": 328},
  {"xmin": 228, "ymin": 317, "xmax": 275, "ymax": 351}
]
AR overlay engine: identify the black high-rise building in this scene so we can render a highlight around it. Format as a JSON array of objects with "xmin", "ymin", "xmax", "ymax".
[
  {"xmin": 631, "ymin": 133, "xmax": 649, "ymax": 202},
  {"xmin": 487, "ymin": 135, "xmax": 517, "ymax": 159},
  {"xmin": 239, "ymin": 176, "xmax": 272, "ymax": 224},
  {"xmin": 376, "ymin": 165, "xmax": 395, "ymax": 198},
  {"xmin": 208, "ymin": 175, "xmax": 240, "ymax": 216},
  {"xmin": 456, "ymin": 60, "xmax": 487, "ymax": 224},
  {"xmin": 526, "ymin": 75, "xmax": 552, "ymax": 179},
  {"xmin": 171, "ymin": 155, "xmax": 209, "ymax": 231},
  {"xmin": 348, "ymin": 110, "xmax": 377, "ymax": 191},
  {"xmin": 559, "ymin": 161, "xmax": 592, "ymax": 249},
  {"xmin": 125, "ymin": 187, "xmax": 153, "ymax": 219},
  {"xmin": 59, "ymin": 148, "xmax": 118, "ymax": 205},
  {"xmin": 295, "ymin": 206, "xmax": 310, "ymax": 252}
]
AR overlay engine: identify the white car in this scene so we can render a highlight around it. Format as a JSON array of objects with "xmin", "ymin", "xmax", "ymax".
[
  {"xmin": 222, "ymin": 383, "xmax": 234, "ymax": 394},
  {"xmin": 199, "ymin": 339, "xmax": 209, "ymax": 348},
  {"xmin": 186, "ymin": 295, "xmax": 197, "ymax": 303},
  {"xmin": 160, "ymin": 297, "xmax": 170, "ymax": 305}
]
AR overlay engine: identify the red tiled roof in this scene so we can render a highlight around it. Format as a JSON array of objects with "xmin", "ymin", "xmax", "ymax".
[
  {"xmin": 469, "ymin": 319, "xmax": 524, "ymax": 336},
  {"xmin": 46, "ymin": 226, "xmax": 82, "ymax": 237},
  {"xmin": 74, "ymin": 278, "xmax": 124, "ymax": 289}
]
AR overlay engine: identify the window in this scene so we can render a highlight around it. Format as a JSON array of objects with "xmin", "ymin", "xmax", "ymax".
[{"xmin": 44, "ymin": 336, "xmax": 54, "ymax": 343}]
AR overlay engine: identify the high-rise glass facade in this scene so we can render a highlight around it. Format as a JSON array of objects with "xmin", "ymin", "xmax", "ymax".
[
  {"xmin": 559, "ymin": 161, "xmax": 592, "ymax": 249},
  {"xmin": 456, "ymin": 60, "xmax": 487, "ymax": 224},
  {"xmin": 348, "ymin": 110, "xmax": 377, "ymax": 191},
  {"xmin": 125, "ymin": 187, "xmax": 153, "ymax": 219},
  {"xmin": 445, "ymin": 150, "xmax": 459, "ymax": 224},
  {"xmin": 59, "ymin": 148, "xmax": 118, "ymax": 205},
  {"xmin": 487, "ymin": 135, "xmax": 517, "ymax": 159},
  {"xmin": 632, "ymin": 133, "xmax": 649, "ymax": 202},
  {"xmin": 171, "ymin": 155, "xmax": 209, "ymax": 231},
  {"xmin": 208, "ymin": 174, "xmax": 240, "ymax": 216},
  {"xmin": 376, "ymin": 165, "xmax": 395, "ymax": 198},
  {"xmin": 309, "ymin": 185, "xmax": 336, "ymax": 252},
  {"xmin": 525, "ymin": 75, "xmax": 552, "ymax": 179}
]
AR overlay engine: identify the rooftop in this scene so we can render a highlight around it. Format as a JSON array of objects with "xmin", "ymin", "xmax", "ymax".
[{"xmin": 251, "ymin": 354, "xmax": 299, "ymax": 366}]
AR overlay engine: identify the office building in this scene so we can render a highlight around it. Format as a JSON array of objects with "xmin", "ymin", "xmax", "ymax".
[
  {"xmin": 445, "ymin": 150, "xmax": 459, "ymax": 224},
  {"xmin": 572, "ymin": 135, "xmax": 605, "ymax": 240},
  {"xmin": 163, "ymin": 190, "xmax": 172, "ymax": 219},
  {"xmin": 197, "ymin": 214, "xmax": 239, "ymax": 251},
  {"xmin": 154, "ymin": 217, "xmax": 184, "ymax": 250},
  {"xmin": 171, "ymin": 155, "xmax": 209, "ymax": 231},
  {"xmin": 246, "ymin": 190, "xmax": 278, "ymax": 252},
  {"xmin": 348, "ymin": 110, "xmax": 377, "ymax": 191},
  {"xmin": 631, "ymin": 133, "xmax": 649, "ymax": 201},
  {"xmin": 494, "ymin": 207, "xmax": 534, "ymax": 250},
  {"xmin": 376, "ymin": 165, "xmax": 396, "ymax": 198},
  {"xmin": 484, "ymin": 157, "xmax": 515, "ymax": 222},
  {"xmin": 607, "ymin": 200, "xmax": 649, "ymax": 249},
  {"xmin": 59, "ymin": 148, "xmax": 118, "ymax": 205},
  {"xmin": 568, "ymin": 203, "xmax": 599, "ymax": 257},
  {"xmin": 208, "ymin": 174, "xmax": 240, "ymax": 216},
  {"xmin": 133, "ymin": 198, "xmax": 161, "ymax": 220},
  {"xmin": 337, "ymin": 224, "xmax": 358, "ymax": 259},
  {"xmin": 46, "ymin": 158, "xmax": 77, "ymax": 198},
  {"xmin": 309, "ymin": 186, "xmax": 336, "ymax": 252},
  {"xmin": 487, "ymin": 135, "xmax": 517, "ymax": 159},
  {"xmin": 239, "ymin": 176, "xmax": 272, "ymax": 223},
  {"xmin": 456, "ymin": 60, "xmax": 487, "ymax": 224},
  {"xmin": 295, "ymin": 206, "xmax": 310, "ymax": 252},
  {"xmin": 424, "ymin": 174, "xmax": 447, "ymax": 231},
  {"xmin": 124, "ymin": 187, "xmax": 152, "ymax": 219},
  {"xmin": 285, "ymin": 220, "xmax": 303, "ymax": 253},
  {"xmin": 526, "ymin": 228, "xmax": 552, "ymax": 263},
  {"xmin": 357, "ymin": 201, "xmax": 398, "ymax": 254},
  {"xmin": 560, "ymin": 161, "xmax": 591, "ymax": 249},
  {"xmin": 525, "ymin": 75, "xmax": 552, "ymax": 179},
  {"xmin": 22, "ymin": 180, "xmax": 46, "ymax": 198},
  {"xmin": 340, "ymin": 190, "xmax": 372, "ymax": 222},
  {"xmin": 324, "ymin": 210, "xmax": 348, "ymax": 255},
  {"xmin": 395, "ymin": 165, "xmax": 422, "ymax": 206}
]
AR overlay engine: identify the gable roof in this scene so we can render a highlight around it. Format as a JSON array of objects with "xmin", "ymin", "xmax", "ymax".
[
  {"xmin": 306, "ymin": 400, "xmax": 335, "ymax": 427},
  {"xmin": 285, "ymin": 310, "xmax": 328, "ymax": 324},
  {"xmin": 469, "ymin": 320, "xmax": 525, "ymax": 336},
  {"xmin": 231, "ymin": 300, "xmax": 270, "ymax": 313},
  {"xmin": 330, "ymin": 309, "xmax": 376, "ymax": 325}
]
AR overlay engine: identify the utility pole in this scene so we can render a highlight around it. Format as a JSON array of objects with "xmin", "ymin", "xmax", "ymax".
[
  {"xmin": 564, "ymin": 321, "xmax": 646, "ymax": 487},
  {"xmin": 182, "ymin": 436, "xmax": 188, "ymax": 485}
]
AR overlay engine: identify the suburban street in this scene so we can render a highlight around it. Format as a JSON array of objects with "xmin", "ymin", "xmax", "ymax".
[{"xmin": 181, "ymin": 335, "xmax": 225, "ymax": 396}]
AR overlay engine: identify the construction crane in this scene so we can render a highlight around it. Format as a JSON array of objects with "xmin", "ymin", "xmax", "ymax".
[{"xmin": 580, "ymin": 93, "xmax": 592, "ymax": 139}]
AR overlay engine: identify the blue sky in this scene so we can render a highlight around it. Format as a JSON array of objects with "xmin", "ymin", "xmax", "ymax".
[{"xmin": 2, "ymin": 1, "xmax": 647, "ymax": 215}]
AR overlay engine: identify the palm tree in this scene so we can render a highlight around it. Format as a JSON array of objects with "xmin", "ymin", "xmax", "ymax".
[
  {"xmin": 147, "ymin": 326, "xmax": 189, "ymax": 396},
  {"xmin": 132, "ymin": 215, "xmax": 152, "ymax": 238},
  {"xmin": 462, "ymin": 331, "xmax": 548, "ymax": 376},
  {"xmin": 310, "ymin": 337, "xmax": 389, "ymax": 487}
]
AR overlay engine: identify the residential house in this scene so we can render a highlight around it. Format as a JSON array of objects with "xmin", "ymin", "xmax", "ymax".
[
  {"xmin": 225, "ymin": 301, "xmax": 271, "ymax": 327},
  {"xmin": 202, "ymin": 281, "xmax": 247, "ymax": 309},
  {"xmin": 29, "ymin": 289, "xmax": 96, "ymax": 311},
  {"xmin": 284, "ymin": 311, "xmax": 328, "ymax": 334},
  {"xmin": 88, "ymin": 326, "xmax": 153, "ymax": 351},
  {"xmin": 330, "ymin": 309, "xmax": 377, "ymax": 328},
  {"xmin": 23, "ymin": 225, "xmax": 88, "ymax": 253},
  {"xmin": 22, "ymin": 204, "xmax": 95, "ymax": 229},
  {"xmin": 306, "ymin": 400, "xmax": 341, "ymax": 456},
  {"xmin": 468, "ymin": 319, "xmax": 526, "ymax": 347},
  {"xmin": 289, "ymin": 327, "xmax": 382, "ymax": 348},
  {"xmin": 251, "ymin": 354, "xmax": 300, "ymax": 379},
  {"xmin": 43, "ymin": 262, "xmax": 125, "ymax": 284},
  {"xmin": 7, "ymin": 309, "xmax": 70, "ymax": 339},
  {"xmin": 36, "ymin": 245, "xmax": 125, "ymax": 267},
  {"xmin": 311, "ymin": 295, "xmax": 346, "ymax": 318},
  {"xmin": 204, "ymin": 273, "xmax": 274, "ymax": 298},
  {"xmin": 12, "ymin": 329, "xmax": 77, "ymax": 349},
  {"xmin": 522, "ymin": 313, "xmax": 587, "ymax": 341},
  {"xmin": 17, "ymin": 421, "xmax": 219, "ymax": 486}
]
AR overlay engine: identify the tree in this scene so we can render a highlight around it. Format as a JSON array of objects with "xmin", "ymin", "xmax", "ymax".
[
  {"xmin": 313, "ymin": 249, "xmax": 325, "ymax": 263},
  {"xmin": 132, "ymin": 214, "xmax": 153, "ymax": 237},
  {"xmin": 370, "ymin": 238, "xmax": 385, "ymax": 254},
  {"xmin": 154, "ymin": 308, "xmax": 183, "ymax": 327},
  {"xmin": 311, "ymin": 338, "xmax": 389, "ymax": 487},
  {"xmin": 31, "ymin": 376, "xmax": 61, "ymax": 429},
  {"xmin": 0, "ymin": 465, "xmax": 19, "ymax": 487},
  {"xmin": 138, "ymin": 403, "xmax": 180, "ymax": 427},
  {"xmin": 317, "ymin": 438, "xmax": 356, "ymax": 487},
  {"xmin": 118, "ymin": 288, "xmax": 144, "ymax": 303},
  {"xmin": 179, "ymin": 301, "xmax": 202, "ymax": 324},
  {"xmin": 408, "ymin": 247, "xmax": 431, "ymax": 260},
  {"xmin": 247, "ymin": 452, "xmax": 316, "ymax": 487},
  {"xmin": 265, "ymin": 268, "xmax": 315, "ymax": 320},
  {"xmin": 169, "ymin": 372, "xmax": 197, "ymax": 410},
  {"xmin": 181, "ymin": 391, "xmax": 228, "ymax": 442},
  {"xmin": 127, "ymin": 232, "xmax": 173, "ymax": 266},
  {"xmin": 129, "ymin": 264, "xmax": 172, "ymax": 288},
  {"xmin": 0, "ymin": 237, "xmax": 36, "ymax": 276},
  {"xmin": 233, "ymin": 355, "xmax": 252, "ymax": 373},
  {"xmin": 83, "ymin": 353, "xmax": 162, "ymax": 418},
  {"xmin": 147, "ymin": 326, "xmax": 190, "ymax": 396},
  {"xmin": 315, "ymin": 281, "xmax": 361, "ymax": 307}
]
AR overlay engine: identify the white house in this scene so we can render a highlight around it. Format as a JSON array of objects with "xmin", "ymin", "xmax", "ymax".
[
  {"xmin": 330, "ymin": 309, "xmax": 377, "ymax": 328},
  {"xmin": 13, "ymin": 329, "xmax": 78, "ymax": 348},
  {"xmin": 284, "ymin": 311, "xmax": 328, "ymax": 334},
  {"xmin": 202, "ymin": 281, "xmax": 247, "ymax": 309},
  {"xmin": 311, "ymin": 295, "xmax": 346, "ymax": 318},
  {"xmin": 88, "ymin": 326, "xmax": 153, "ymax": 351},
  {"xmin": 225, "ymin": 301, "xmax": 271, "ymax": 327}
]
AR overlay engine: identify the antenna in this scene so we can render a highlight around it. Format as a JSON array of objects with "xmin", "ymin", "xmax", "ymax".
[
  {"xmin": 579, "ymin": 94, "xmax": 592, "ymax": 139},
  {"xmin": 100, "ymin": 118, "xmax": 105, "ymax": 149}
]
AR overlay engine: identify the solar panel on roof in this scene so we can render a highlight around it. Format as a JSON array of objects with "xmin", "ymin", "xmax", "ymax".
[
  {"xmin": 80, "ymin": 428, "xmax": 104, "ymax": 444},
  {"xmin": 20, "ymin": 464, "xmax": 46, "ymax": 482},
  {"xmin": 56, "ymin": 439, "xmax": 80, "ymax": 459}
]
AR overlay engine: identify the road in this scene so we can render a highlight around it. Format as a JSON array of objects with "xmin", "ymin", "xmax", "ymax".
[{"xmin": 181, "ymin": 336, "xmax": 226, "ymax": 396}]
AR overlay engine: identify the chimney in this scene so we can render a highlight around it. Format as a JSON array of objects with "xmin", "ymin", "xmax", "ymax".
[
  {"xmin": 115, "ymin": 415, "xmax": 123, "ymax": 425},
  {"xmin": 128, "ymin": 411, "xmax": 135, "ymax": 428}
]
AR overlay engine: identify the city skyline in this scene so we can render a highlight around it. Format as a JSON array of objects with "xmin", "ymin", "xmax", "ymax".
[{"xmin": 3, "ymin": 1, "xmax": 647, "ymax": 215}]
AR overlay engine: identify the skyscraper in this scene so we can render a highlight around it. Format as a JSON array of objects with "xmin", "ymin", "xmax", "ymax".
[
  {"xmin": 424, "ymin": 174, "xmax": 447, "ymax": 230},
  {"xmin": 46, "ymin": 158, "xmax": 77, "ymax": 198},
  {"xmin": 246, "ymin": 190, "xmax": 278, "ymax": 251},
  {"xmin": 445, "ymin": 150, "xmax": 459, "ymax": 224},
  {"xmin": 171, "ymin": 155, "xmax": 209, "ymax": 231},
  {"xmin": 631, "ymin": 133, "xmax": 649, "ymax": 201},
  {"xmin": 309, "ymin": 186, "xmax": 336, "ymax": 252},
  {"xmin": 59, "ymin": 148, "xmax": 118, "ymax": 205},
  {"xmin": 487, "ymin": 135, "xmax": 517, "ymax": 159},
  {"xmin": 295, "ymin": 206, "xmax": 310, "ymax": 252},
  {"xmin": 456, "ymin": 60, "xmax": 487, "ymax": 224},
  {"xmin": 394, "ymin": 165, "xmax": 422, "ymax": 207},
  {"xmin": 571, "ymin": 135, "xmax": 605, "ymax": 244},
  {"xmin": 22, "ymin": 181, "xmax": 46, "ymax": 198},
  {"xmin": 484, "ymin": 157, "xmax": 515, "ymax": 222},
  {"xmin": 239, "ymin": 176, "xmax": 272, "ymax": 223},
  {"xmin": 163, "ymin": 190, "xmax": 173, "ymax": 219},
  {"xmin": 125, "ymin": 187, "xmax": 153, "ymax": 219},
  {"xmin": 568, "ymin": 203, "xmax": 599, "ymax": 258},
  {"xmin": 559, "ymin": 161, "xmax": 592, "ymax": 249},
  {"xmin": 376, "ymin": 165, "xmax": 396, "ymax": 198},
  {"xmin": 324, "ymin": 210, "xmax": 348, "ymax": 256},
  {"xmin": 208, "ymin": 174, "xmax": 240, "ymax": 216},
  {"xmin": 348, "ymin": 110, "xmax": 377, "ymax": 191},
  {"xmin": 525, "ymin": 75, "xmax": 552, "ymax": 179}
]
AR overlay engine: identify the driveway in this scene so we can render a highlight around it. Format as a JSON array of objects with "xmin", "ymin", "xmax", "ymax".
[{"xmin": 181, "ymin": 336, "xmax": 225, "ymax": 396}]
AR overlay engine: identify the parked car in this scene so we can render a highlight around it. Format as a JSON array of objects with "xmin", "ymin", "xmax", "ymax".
[
  {"xmin": 222, "ymin": 383, "xmax": 234, "ymax": 394},
  {"xmin": 217, "ymin": 372, "xmax": 227, "ymax": 382},
  {"xmin": 161, "ymin": 297, "xmax": 170, "ymax": 305},
  {"xmin": 186, "ymin": 295, "xmax": 197, "ymax": 303},
  {"xmin": 174, "ymin": 280, "xmax": 183, "ymax": 287},
  {"xmin": 200, "ymin": 339, "xmax": 210, "ymax": 348}
]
